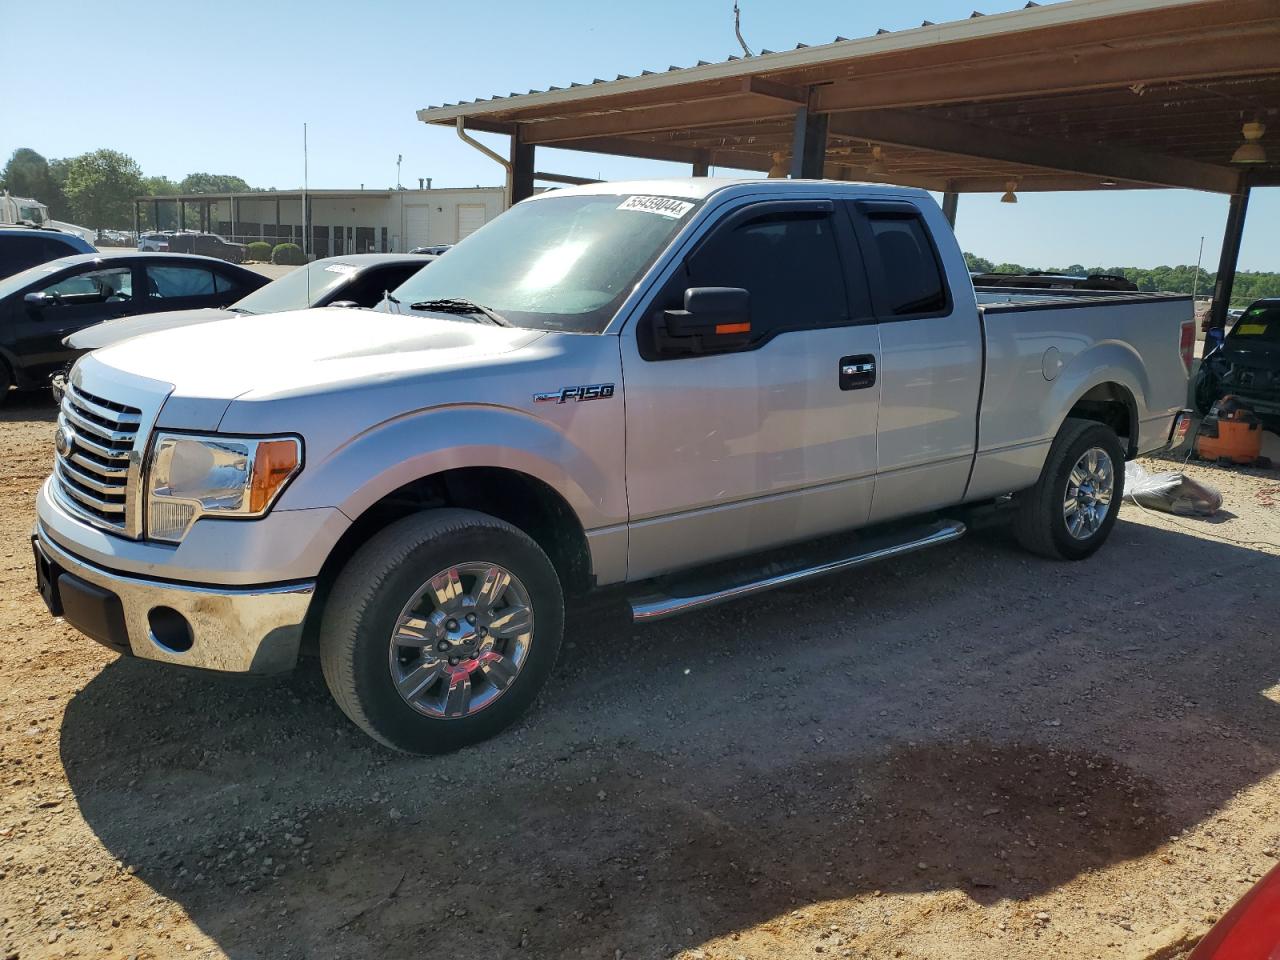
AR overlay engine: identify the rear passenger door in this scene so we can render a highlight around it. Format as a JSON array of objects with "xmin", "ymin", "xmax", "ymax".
[
  {"xmin": 844, "ymin": 200, "xmax": 983, "ymax": 523},
  {"xmin": 621, "ymin": 198, "xmax": 883, "ymax": 580}
]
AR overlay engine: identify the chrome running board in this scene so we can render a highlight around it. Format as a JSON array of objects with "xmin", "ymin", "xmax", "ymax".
[{"xmin": 629, "ymin": 519, "xmax": 966, "ymax": 623}]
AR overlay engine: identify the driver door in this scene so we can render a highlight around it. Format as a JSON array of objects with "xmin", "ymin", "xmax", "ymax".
[
  {"xmin": 621, "ymin": 198, "xmax": 883, "ymax": 581},
  {"xmin": 13, "ymin": 265, "xmax": 138, "ymax": 379}
]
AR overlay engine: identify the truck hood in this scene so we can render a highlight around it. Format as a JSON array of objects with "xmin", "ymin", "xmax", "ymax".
[
  {"xmin": 65, "ymin": 307, "xmax": 236, "ymax": 350},
  {"xmin": 90, "ymin": 306, "xmax": 547, "ymax": 428}
]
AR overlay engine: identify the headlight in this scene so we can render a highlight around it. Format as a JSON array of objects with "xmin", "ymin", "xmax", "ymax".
[{"xmin": 145, "ymin": 433, "xmax": 302, "ymax": 543}]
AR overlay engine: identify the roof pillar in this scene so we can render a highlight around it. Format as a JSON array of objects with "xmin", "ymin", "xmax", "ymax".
[
  {"xmin": 789, "ymin": 104, "xmax": 828, "ymax": 180},
  {"xmin": 511, "ymin": 133, "xmax": 535, "ymax": 204},
  {"xmin": 1209, "ymin": 183, "xmax": 1251, "ymax": 331},
  {"xmin": 941, "ymin": 190, "xmax": 959, "ymax": 227}
]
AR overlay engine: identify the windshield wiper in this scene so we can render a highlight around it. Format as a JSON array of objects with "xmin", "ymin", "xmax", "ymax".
[{"xmin": 408, "ymin": 297, "xmax": 511, "ymax": 327}]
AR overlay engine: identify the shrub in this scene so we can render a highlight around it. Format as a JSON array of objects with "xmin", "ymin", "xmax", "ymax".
[
  {"xmin": 271, "ymin": 242, "xmax": 305, "ymax": 266},
  {"xmin": 246, "ymin": 241, "xmax": 272, "ymax": 262}
]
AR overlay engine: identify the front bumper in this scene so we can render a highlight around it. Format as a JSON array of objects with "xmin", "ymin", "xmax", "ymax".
[{"xmin": 33, "ymin": 525, "xmax": 314, "ymax": 674}]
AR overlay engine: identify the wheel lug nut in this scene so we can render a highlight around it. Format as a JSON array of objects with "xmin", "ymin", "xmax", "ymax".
[
  {"xmin": 446, "ymin": 619, "xmax": 458, "ymax": 631},
  {"xmin": 465, "ymin": 613, "xmax": 476, "ymax": 625},
  {"xmin": 478, "ymin": 627, "xmax": 488, "ymax": 637},
  {"xmin": 436, "ymin": 641, "xmax": 449, "ymax": 652}
]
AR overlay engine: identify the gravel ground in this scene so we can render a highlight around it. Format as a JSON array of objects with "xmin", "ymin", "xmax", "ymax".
[{"xmin": 3, "ymin": 392, "xmax": 1280, "ymax": 960}]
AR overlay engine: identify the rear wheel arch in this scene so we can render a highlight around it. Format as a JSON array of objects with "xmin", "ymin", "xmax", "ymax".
[{"xmin": 1063, "ymin": 381, "xmax": 1138, "ymax": 458}]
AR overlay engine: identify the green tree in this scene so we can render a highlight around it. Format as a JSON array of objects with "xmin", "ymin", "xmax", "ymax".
[
  {"xmin": 0, "ymin": 148, "xmax": 67, "ymax": 219},
  {"xmin": 61, "ymin": 149, "xmax": 145, "ymax": 229},
  {"xmin": 143, "ymin": 175, "xmax": 180, "ymax": 196},
  {"xmin": 963, "ymin": 252, "xmax": 994, "ymax": 273},
  {"xmin": 179, "ymin": 172, "xmax": 250, "ymax": 194}
]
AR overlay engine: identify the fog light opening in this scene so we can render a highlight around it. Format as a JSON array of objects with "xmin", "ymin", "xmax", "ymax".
[{"xmin": 148, "ymin": 606, "xmax": 193, "ymax": 653}]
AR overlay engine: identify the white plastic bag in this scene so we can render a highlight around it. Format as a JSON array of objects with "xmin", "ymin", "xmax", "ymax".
[{"xmin": 1124, "ymin": 461, "xmax": 1222, "ymax": 516}]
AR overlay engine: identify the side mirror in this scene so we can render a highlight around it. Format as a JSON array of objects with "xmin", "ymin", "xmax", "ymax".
[
  {"xmin": 24, "ymin": 291, "xmax": 54, "ymax": 311},
  {"xmin": 659, "ymin": 287, "xmax": 752, "ymax": 354}
]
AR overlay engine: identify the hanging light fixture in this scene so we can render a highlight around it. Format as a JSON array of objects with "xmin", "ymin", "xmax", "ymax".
[
  {"xmin": 1000, "ymin": 179, "xmax": 1019, "ymax": 203},
  {"xmin": 1232, "ymin": 121, "xmax": 1267, "ymax": 164},
  {"xmin": 866, "ymin": 145, "xmax": 888, "ymax": 177},
  {"xmin": 767, "ymin": 151, "xmax": 789, "ymax": 178}
]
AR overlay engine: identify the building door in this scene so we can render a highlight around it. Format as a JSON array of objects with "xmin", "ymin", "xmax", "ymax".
[
  {"xmin": 405, "ymin": 205, "xmax": 431, "ymax": 250},
  {"xmin": 331, "ymin": 226, "xmax": 343, "ymax": 256},
  {"xmin": 457, "ymin": 204, "xmax": 486, "ymax": 239},
  {"xmin": 355, "ymin": 226, "xmax": 375, "ymax": 253},
  {"xmin": 312, "ymin": 225, "xmax": 329, "ymax": 259}
]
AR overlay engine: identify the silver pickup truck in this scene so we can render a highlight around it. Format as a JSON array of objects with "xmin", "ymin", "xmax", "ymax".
[{"xmin": 33, "ymin": 179, "xmax": 1194, "ymax": 753}]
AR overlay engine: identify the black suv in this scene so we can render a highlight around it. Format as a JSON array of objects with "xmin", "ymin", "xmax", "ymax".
[
  {"xmin": 164, "ymin": 232, "xmax": 248, "ymax": 263},
  {"xmin": 0, "ymin": 226, "xmax": 96, "ymax": 279}
]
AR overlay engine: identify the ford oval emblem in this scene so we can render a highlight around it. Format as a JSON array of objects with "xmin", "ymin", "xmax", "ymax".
[{"xmin": 54, "ymin": 426, "xmax": 74, "ymax": 458}]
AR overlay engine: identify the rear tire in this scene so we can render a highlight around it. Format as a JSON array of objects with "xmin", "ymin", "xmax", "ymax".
[
  {"xmin": 1012, "ymin": 417, "xmax": 1125, "ymax": 561},
  {"xmin": 319, "ymin": 508, "xmax": 564, "ymax": 754}
]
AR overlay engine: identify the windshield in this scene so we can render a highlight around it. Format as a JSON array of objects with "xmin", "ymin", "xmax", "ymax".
[
  {"xmin": 18, "ymin": 204, "xmax": 46, "ymax": 225},
  {"xmin": 1227, "ymin": 304, "xmax": 1280, "ymax": 344},
  {"xmin": 387, "ymin": 193, "xmax": 701, "ymax": 333},
  {"xmin": 0, "ymin": 259, "xmax": 73, "ymax": 300},
  {"xmin": 232, "ymin": 258, "xmax": 360, "ymax": 314}
]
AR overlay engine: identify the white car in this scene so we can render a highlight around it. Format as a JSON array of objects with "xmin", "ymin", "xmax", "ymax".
[{"xmin": 137, "ymin": 232, "xmax": 170, "ymax": 252}]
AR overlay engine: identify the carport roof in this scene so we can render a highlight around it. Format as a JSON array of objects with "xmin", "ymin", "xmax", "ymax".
[{"xmin": 416, "ymin": 0, "xmax": 1280, "ymax": 193}]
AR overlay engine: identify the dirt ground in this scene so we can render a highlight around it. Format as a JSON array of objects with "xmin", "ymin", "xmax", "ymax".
[{"xmin": 3, "ymin": 393, "xmax": 1280, "ymax": 960}]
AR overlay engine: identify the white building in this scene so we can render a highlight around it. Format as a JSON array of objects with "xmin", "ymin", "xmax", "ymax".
[{"xmin": 134, "ymin": 186, "xmax": 506, "ymax": 256}]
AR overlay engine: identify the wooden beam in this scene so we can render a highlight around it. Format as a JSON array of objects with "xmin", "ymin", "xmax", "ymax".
[
  {"xmin": 533, "ymin": 171, "xmax": 601, "ymax": 185},
  {"xmin": 825, "ymin": 108, "xmax": 1242, "ymax": 193},
  {"xmin": 813, "ymin": 26, "xmax": 1280, "ymax": 113},
  {"xmin": 741, "ymin": 76, "xmax": 808, "ymax": 105},
  {"xmin": 518, "ymin": 95, "xmax": 796, "ymax": 145}
]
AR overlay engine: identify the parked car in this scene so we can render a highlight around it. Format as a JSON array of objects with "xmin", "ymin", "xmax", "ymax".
[
  {"xmin": 410, "ymin": 244, "xmax": 453, "ymax": 256},
  {"xmin": 1188, "ymin": 860, "xmax": 1280, "ymax": 957},
  {"xmin": 1194, "ymin": 298, "xmax": 1280, "ymax": 423},
  {"xmin": 137, "ymin": 232, "xmax": 170, "ymax": 252},
  {"xmin": 31, "ymin": 179, "xmax": 1192, "ymax": 755},
  {"xmin": 164, "ymin": 232, "xmax": 248, "ymax": 263},
  {"xmin": 0, "ymin": 225, "xmax": 96, "ymax": 278},
  {"xmin": 63, "ymin": 253, "xmax": 435, "ymax": 357},
  {"xmin": 0, "ymin": 252, "xmax": 265, "ymax": 399}
]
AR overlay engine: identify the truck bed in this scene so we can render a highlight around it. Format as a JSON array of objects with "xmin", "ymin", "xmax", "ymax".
[{"xmin": 966, "ymin": 288, "xmax": 1192, "ymax": 504}]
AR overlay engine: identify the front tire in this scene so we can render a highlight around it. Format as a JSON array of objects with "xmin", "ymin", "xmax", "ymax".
[
  {"xmin": 319, "ymin": 508, "xmax": 564, "ymax": 754},
  {"xmin": 1012, "ymin": 418, "xmax": 1125, "ymax": 561}
]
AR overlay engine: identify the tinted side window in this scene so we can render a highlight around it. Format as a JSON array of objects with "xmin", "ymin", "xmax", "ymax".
[
  {"xmin": 212, "ymin": 272, "xmax": 239, "ymax": 294},
  {"xmin": 41, "ymin": 267, "xmax": 133, "ymax": 301},
  {"xmin": 147, "ymin": 266, "xmax": 216, "ymax": 298},
  {"xmin": 0, "ymin": 236, "xmax": 46, "ymax": 275},
  {"xmin": 686, "ymin": 212, "xmax": 847, "ymax": 335},
  {"xmin": 865, "ymin": 215, "xmax": 946, "ymax": 316}
]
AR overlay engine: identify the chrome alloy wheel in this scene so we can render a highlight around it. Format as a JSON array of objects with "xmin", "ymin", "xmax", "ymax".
[
  {"xmin": 388, "ymin": 563, "xmax": 534, "ymax": 719},
  {"xmin": 1063, "ymin": 447, "xmax": 1115, "ymax": 540}
]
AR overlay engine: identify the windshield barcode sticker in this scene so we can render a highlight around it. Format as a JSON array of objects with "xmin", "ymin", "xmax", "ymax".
[{"xmin": 617, "ymin": 196, "xmax": 695, "ymax": 219}]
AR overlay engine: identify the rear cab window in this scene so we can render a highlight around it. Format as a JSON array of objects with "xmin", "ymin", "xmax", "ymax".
[{"xmin": 847, "ymin": 201, "xmax": 951, "ymax": 319}]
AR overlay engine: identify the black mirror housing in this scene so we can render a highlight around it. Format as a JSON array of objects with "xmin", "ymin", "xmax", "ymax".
[{"xmin": 659, "ymin": 287, "xmax": 752, "ymax": 355}]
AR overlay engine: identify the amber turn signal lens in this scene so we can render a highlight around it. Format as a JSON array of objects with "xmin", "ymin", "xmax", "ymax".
[
  {"xmin": 715, "ymin": 322, "xmax": 751, "ymax": 335},
  {"xmin": 248, "ymin": 439, "xmax": 300, "ymax": 513}
]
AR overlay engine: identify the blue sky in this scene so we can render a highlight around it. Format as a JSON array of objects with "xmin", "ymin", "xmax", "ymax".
[{"xmin": 2, "ymin": 0, "xmax": 1274, "ymax": 270}]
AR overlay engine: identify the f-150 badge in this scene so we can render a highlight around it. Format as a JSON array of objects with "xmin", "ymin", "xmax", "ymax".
[{"xmin": 534, "ymin": 384, "xmax": 615, "ymax": 404}]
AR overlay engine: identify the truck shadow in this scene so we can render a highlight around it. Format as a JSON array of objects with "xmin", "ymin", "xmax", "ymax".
[{"xmin": 58, "ymin": 515, "xmax": 1280, "ymax": 959}]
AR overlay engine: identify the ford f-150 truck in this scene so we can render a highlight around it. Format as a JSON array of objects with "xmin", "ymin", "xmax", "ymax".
[{"xmin": 32, "ymin": 179, "xmax": 1195, "ymax": 753}]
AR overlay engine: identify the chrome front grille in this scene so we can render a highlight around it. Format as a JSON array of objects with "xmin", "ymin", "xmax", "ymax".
[{"xmin": 55, "ymin": 384, "xmax": 142, "ymax": 533}]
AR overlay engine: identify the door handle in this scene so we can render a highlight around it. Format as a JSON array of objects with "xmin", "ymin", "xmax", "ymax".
[{"xmin": 839, "ymin": 354, "xmax": 876, "ymax": 390}]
